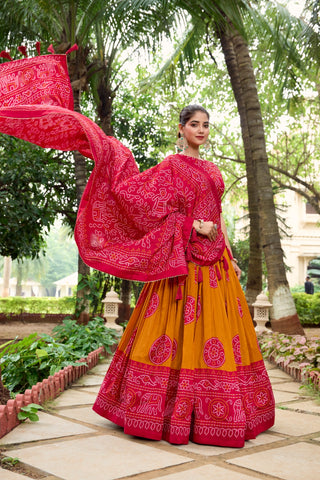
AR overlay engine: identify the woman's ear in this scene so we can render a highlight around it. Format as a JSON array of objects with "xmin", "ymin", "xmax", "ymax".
[{"xmin": 178, "ymin": 123, "xmax": 184, "ymax": 136}]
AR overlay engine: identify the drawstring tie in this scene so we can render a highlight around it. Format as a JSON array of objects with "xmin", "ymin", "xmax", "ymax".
[
  {"xmin": 175, "ymin": 275, "xmax": 187, "ymax": 300},
  {"xmin": 175, "ymin": 255, "xmax": 230, "ymax": 300}
]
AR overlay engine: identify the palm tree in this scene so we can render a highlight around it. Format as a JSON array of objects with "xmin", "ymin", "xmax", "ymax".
[
  {"xmin": 221, "ymin": 24, "xmax": 303, "ymax": 334},
  {"xmin": 153, "ymin": 0, "xmax": 304, "ymax": 333},
  {"xmin": 216, "ymin": 23, "xmax": 263, "ymax": 310}
]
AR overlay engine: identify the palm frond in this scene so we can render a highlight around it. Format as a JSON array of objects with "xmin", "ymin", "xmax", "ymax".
[{"xmin": 139, "ymin": 19, "xmax": 204, "ymax": 91}]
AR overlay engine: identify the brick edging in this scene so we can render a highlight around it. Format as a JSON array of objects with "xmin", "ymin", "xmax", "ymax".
[
  {"xmin": 0, "ymin": 346, "xmax": 106, "ymax": 439},
  {"xmin": 268, "ymin": 354, "xmax": 320, "ymax": 390}
]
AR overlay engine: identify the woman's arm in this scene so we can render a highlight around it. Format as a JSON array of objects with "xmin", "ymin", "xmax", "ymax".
[{"xmin": 220, "ymin": 216, "xmax": 242, "ymax": 280}]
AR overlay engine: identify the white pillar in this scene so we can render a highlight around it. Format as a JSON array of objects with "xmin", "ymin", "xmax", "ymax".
[{"xmin": 2, "ymin": 256, "xmax": 12, "ymax": 297}]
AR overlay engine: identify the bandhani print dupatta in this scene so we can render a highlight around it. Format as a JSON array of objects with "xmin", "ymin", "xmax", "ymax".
[{"xmin": 0, "ymin": 53, "xmax": 226, "ymax": 281}]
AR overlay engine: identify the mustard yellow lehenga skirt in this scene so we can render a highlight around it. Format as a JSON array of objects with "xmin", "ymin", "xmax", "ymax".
[{"xmin": 93, "ymin": 250, "xmax": 275, "ymax": 447}]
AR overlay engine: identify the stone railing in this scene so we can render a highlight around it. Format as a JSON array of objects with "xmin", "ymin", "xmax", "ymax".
[{"xmin": 0, "ymin": 346, "xmax": 106, "ymax": 439}]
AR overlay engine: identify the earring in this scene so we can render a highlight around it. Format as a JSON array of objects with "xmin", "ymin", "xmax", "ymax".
[
  {"xmin": 202, "ymin": 139, "xmax": 210, "ymax": 154},
  {"xmin": 176, "ymin": 135, "xmax": 188, "ymax": 152}
]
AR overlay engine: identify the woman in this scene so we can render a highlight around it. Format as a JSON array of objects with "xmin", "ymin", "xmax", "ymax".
[
  {"xmin": 0, "ymin": 54, "xmax": 274, "ymax": 447},
  {"xmin": 91, "ymin": 105, "xmax": 275, "ymax": 447}
]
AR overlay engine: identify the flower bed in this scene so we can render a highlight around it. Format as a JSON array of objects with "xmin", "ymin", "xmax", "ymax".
[
  {"xmin": 0, "ymin": 346, "xmax": 107, "ymax": 439},
  {"xmin": 258, "ymin": 331, "xmax": 320, "ymax": 391}
]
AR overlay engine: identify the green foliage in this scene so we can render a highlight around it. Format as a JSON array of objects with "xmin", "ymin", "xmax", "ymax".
[
  {"xmin": 75, "ymin": 271, "xmax": 122, "ymax": 317},
  {"xmin": 292, "ymin": 292, "xmax": 320, "ymax": 326},
  {"xmin": 0, "ymin": 318, "xmax": 118, "ymax": 394},
  {"xmin": 76, "ymin": 272, "xmax": 105, "ymax": 316},
  {"xmin": 0, "ymin": 297, "xmax": 75, "ymax": 315},
  {"xmin": 112, "ymin": 82, "xmax": 170, "ymax": 171},
  {"xmin": 17, "ymin": 403, "xmax": 44, "ymax": 422},
  {"xmin": 52, "ymin": 317, "xmax": 119, "ymax": 355},
  {"xmin": 0, "ymin": 134, "xmax": 77, "ymax": 260},
  {"xmin": 307, "ymin": 257, "xmax": 320, "ymax": 279},
  {"xmin": 0, "ymin": 333, "xmax": 84, "ymax": 393},
  {"xmin": 229, "ymin": 235, "xmax": 268, "ymax": 290},
  {"xmin": 230, "ymin": 237, "xmax": 250, "ymax": 288},
  {"xmin": 0, "ymin": 457, "xmax": 20, "ymax": 467}
]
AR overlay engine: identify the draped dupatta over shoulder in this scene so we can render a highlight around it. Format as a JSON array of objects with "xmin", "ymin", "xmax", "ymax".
[{"xmin": 0, "ymin": 53, "xmax": 226, "ymax": 281}]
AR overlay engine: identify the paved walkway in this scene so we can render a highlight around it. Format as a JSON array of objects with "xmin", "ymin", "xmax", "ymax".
[{"xmin": 1, "ymin": 358, "xmax": 320, "ymax": 480}]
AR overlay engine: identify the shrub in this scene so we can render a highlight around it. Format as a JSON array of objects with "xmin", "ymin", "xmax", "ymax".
[
  {"xmin": 52, "ymin": 317, "xmax": 119, "ymax": 356},
  {"xmin": 292, "ymin": 292, "xmax": 320, "ymax": 325},
  {"xmin": 0, "ymin": 297, "xmax": 75, "ymax": 315},
  {"xmin": 0, "ymin": 317, "xmax": 119, "ymax": 394}
]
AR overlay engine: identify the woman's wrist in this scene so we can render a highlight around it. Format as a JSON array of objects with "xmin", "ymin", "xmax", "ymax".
[{"xmin": 193, "ymin": 219, "xmax": 203, "ymax": 233}]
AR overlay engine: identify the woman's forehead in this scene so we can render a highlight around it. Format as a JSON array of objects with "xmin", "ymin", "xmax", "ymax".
[{"xmin": 187, "ymin": 111, "xmax": 209, "ymax": 122}]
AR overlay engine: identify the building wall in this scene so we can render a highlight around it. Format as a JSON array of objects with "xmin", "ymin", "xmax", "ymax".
[
  {"xmin": 0, "ymin": 279, "xmax": 45, "ymax": 297},
  {"xmin": 279, "ymin": 190, "xmax": 320, "ymax": 288}
]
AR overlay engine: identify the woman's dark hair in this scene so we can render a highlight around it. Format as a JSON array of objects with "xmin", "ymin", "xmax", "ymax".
[
  {"xmin": 179, "ymin": 104, "xmax": 209, "ymax": 125},
  {"xmin": 178, "ymin": 105, "xmax": 209, "ymax": 137}
]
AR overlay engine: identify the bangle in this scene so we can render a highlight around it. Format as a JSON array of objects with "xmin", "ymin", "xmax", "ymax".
[
  {"xmin": 198, "ymin": 219, "xmax": 204, "ymax": 229},
  {"xmin": 231, "ymin": 258, "xmax": 238, "ymax": 264}
]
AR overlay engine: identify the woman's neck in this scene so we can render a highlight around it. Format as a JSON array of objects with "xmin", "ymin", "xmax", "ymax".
[{"xmin": 180, "ymin": 146, "xmax": 200, "ymax": 158}]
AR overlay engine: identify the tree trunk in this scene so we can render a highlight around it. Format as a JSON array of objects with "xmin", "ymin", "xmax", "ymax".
[
  {"xmin": 74, "ymin": 150, "xmax": 90, "ymax": 324},
  {"xmin": 16, "ymin": 262, "xmax": 23, "ymax": 297},
  {"xmin": 68, "ymin": 48, "xmax": 91, "ymax": 323},
  {"xmin": 97, "ymin": 74, "xmax": 114, "ymax": 136},
  {"xmin": 119, "ymin": 279, "xmax": 132, "ymax": 324},
  {"xmin": 220, "ymin": 25, "xmax": 304, "ymax": 335},
  {"xmin": 218, "ymin": 28, "xmax": 262, "ymax": 314}
]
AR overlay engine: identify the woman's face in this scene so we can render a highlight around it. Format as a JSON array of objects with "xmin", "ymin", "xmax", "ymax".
[{"xmin": 179, "ymin": 111, "xmax": 209, "ymax": 149}]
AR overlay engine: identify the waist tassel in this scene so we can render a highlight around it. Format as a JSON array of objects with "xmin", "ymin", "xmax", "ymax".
[
  {"xmin": 176, "ymin": 276, "xmax": 187, "ymax": 301},
  {"xmin": 176, "ymin": 255, "xmax": 228, "ymax": 300},
  {"xmin": 176, "ymin": 285, "xmax": 183, "ymax": 301},
  {"xmin": 215, "ymin": 264, "xmax": 222, "ymax": 280}
]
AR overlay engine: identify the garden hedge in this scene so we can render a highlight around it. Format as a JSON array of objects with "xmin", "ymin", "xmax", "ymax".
[
  {"xmin": 292, "ymin": 292, "xmax": 320, "ymax": 326},
  {"xmin": 0, "ymin": 297, "xmax": 75, "ymax": 315}
]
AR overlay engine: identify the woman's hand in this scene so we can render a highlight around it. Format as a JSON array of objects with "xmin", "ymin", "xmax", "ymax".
[
  {"xmin": 231, "ymin": 259, "xmax": 242, "ymax": 280},
  {"xmin": 193, "ymin": 220, "xmax": 218, "ymax": 241}
]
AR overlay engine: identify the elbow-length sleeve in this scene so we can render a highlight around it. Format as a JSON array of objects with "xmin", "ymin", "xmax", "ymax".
[{"xmin": 75, "ymin": 157, "xmax": 194, "ymax": 281}]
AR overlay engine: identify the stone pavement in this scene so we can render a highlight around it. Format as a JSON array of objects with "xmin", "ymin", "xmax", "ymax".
[{"xmin": 1, "ymin": 358, "xmax": 320, "ymax": 480}]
